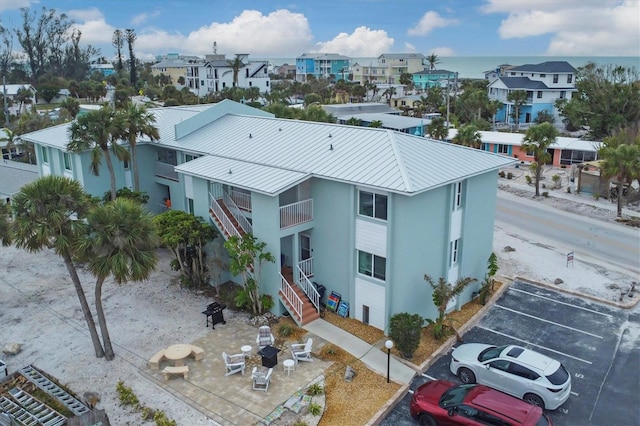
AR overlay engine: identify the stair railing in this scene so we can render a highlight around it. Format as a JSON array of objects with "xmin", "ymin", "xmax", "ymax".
[
  {"xmin": 223, "ymin": 190, "xmax": 253, "ymax": 234},
  {"xmin": 209, "ymin": 192, "xmax": 241, "ymax": 239},
  {"xmin": 280, "ymin": 273, "xmax": 303, "ymax": 322},
  {"xmin": 297, "ymin": 265, "xmax": 320, "ymax": 314}
]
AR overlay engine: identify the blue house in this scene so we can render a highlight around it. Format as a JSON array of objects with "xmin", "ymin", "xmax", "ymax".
[
  {"xmin": 21, "ymin": 100, "xmax": 514, "ymax": 332},
  {"xmin": 487, "ymin": 61, "xmax": 577, "ymax": 126},
  {"xmin": 412, "ymin": 69, "xmax": 458, "ymax": 90},
  {"xmin": 295, "ymin": 53, "xmax": 350, "ymax": 82}
]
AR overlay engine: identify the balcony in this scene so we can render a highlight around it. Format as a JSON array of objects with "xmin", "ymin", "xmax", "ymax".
[
  {"xmin": 280, "ymin": 199, "xmax": 313, "ymax": 229},
  {"xmin": 155, "ymin": 161, "xmax": 178, "ymax": 181}
]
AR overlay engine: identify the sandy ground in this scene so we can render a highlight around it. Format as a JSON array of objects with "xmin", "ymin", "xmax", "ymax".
[{"xmin": 1, "ymin": 169, "xmax": 638, "ymax": 425}]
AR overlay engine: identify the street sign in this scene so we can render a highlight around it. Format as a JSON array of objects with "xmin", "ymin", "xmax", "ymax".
[{"xmin": 567, "ymin": 251, "xmax": 574, "ymax": 267}]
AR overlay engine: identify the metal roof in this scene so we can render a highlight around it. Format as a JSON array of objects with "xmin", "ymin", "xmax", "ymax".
[
  {"xmin": 448, "ymin": 130, "xmax": 602, "ymax": 152},
  {"xmin": 20, "ymin": 102, "xmax": 515, "ymax": 196},
  {"xmin": 499, "ymin": 77, "xmax": 549, "ymax": 90},
  {"xmin": 321, "ymin": 103, "xmax": 399, "ymax": 116},
  {"xmin": 168, "ymin": 113, "xmax": 514, "ymax": 195},
  {"xmin": 0, "ymin": 161, "xmax": 39, "ymax": 197}
]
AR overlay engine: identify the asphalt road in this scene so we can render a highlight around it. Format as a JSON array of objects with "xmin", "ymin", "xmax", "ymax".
[
  {"xmin": 379, "ymin": 280, "xmax": 640, "ymax": 426},
  {"xmin": 495, "ymin": 193, "xmax": 640, "ymax": 275}
]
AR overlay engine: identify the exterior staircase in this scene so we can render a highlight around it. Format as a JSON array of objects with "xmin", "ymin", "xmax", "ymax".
[
  {"xmin": 279, "ymin": 267, "xmax": 320, "ymax": 326},
  {"xmin": 209, "ymin": 200, "xmax": 246, "ymax": 239}
]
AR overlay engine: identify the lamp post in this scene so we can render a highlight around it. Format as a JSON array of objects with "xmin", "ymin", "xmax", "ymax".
[{"xmin": 385, "ymin": 340, "xmax": 393, "ymax": 383}]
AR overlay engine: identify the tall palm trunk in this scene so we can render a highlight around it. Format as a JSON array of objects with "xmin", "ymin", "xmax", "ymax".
[
  {"xmin": 95, "ymin": 276, "xmax": 115, "ymax": 360},
  {"xmin": 131, "ymin": 144, "xmax": 140, "ymax": 191},
  {"xmin": 102, "ymin": 147, "xmax": 117, "ymax": 200},
  {"xmin": 62, "ymin": 252, "xmax": 105, "ymax": 358}
]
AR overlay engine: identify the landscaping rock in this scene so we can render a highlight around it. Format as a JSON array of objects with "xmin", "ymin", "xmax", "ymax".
[
  {"xmin": 554, "ymin": 278, "xmax": 564, "ymax": 285},
  {"xmin": 504, "ymin": 246, "xmax": 516, "ymax": 252},
  {"xmin": 344, "ymin": 366, "xmax": 356, "ymax": 382},
  {"xmin": 2, "ymin": 343, "xmax": 22, "ymax": 355}
]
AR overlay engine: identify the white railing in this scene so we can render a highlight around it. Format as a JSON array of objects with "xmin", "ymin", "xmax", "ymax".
[
  {"xmin": 155, "ymin": 161, "xmax": 178, "ymax": 181},
  {"xmin": 209, "ymin": 193, "xmax": 241, "ymax": 239},
  {"xmin": 223, "ymin": 190, "xmax": 253, "ymax": 234},
  {"xmin": 297, "ymin": 266, "xmax": 320, "ymax": 313},
  {"xmin": 229, "ymin": 189, "xmax": 252, "ymax": 211},
  {"xmin": 298, "ymin": 257, "xmax": 314, "ymax": 278},
  {"xmin": 280, "ymin": 199, "xmax": 313, "ymax": 229},
  {"xmin": 280, "ymin": 274, "xmax": 303, "ymax": 322}
]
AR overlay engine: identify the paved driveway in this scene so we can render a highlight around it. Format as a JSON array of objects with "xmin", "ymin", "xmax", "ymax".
[{"xmin": 380, "ymin": 279, "xmax": 640, "ymax": 426}]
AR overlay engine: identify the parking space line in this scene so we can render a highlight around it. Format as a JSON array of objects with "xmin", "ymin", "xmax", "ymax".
[
  {"xmin": 477, "ymin": 325, "xmax": 593, "ymax": 364},
  {"xmin": 571, "ymin": 391, "xmax": 579, "ymax": 396},
  {"xmin": 422, "ymin": 374, "xmax": 437, "ymax": 381},
  {"xmin": 494, "ymin": 305, "xmax": 603, "ymax": 339},
  {"xmin": 510, "ymin": 288, "xmax": 613, "ymax": 318}
]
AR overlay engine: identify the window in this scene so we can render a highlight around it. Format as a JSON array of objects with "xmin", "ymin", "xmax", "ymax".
[
  {"xmin": 41, "ymin": 146, "xmax": 48, "ymax": 163},
  {"xmin": 497, "ymin": 144, "xmax": 509, "ymax": 154},
  {"xmin": 358, "ymin": 251, "xmax": 386, "ymax": 280},
  {"xmin": 553, "ymin": 74, "xmax": 559, "ymax": 83},
  {"xmin": 123, "ymin": 159, "xmax": 130, "ymax": 170},
  {"xmin": 359, "ymin": 191, "xmax": 387, "ymax": 220},
  {"xmin": 63, "ymin": 152, "xmax": 72, "ymax": 171},
  {"xmin": 187, "ymin": 198, "xmax": 194, "ymax": 214},
  {"xmin": 560, "ymin": 91, "xmax": 566, "ymax": 99},
  {"xmin": 540, "ymin": 73, "xmax": 546, "ymax": 77},
  {"xmin": 537, "ymin": 91, "xmax": 543, "ymax": 98},
  {"xmin": 453, "ymin": 182, "xmax": 462, "ymax": 209},
  {"xmin": 567, "ymin": 74, "xmax": 573, "ymax": 83},
  {"xmin": 489, "ymin": 360, "xmax": 510, "ymax": 372},
  {"xmin": 508, "ymin": 363, "xmax": 540, "ymax": 380},
  {"xmin": 450, "ymin": 239, "xmax": 460, "ymax": 266}
]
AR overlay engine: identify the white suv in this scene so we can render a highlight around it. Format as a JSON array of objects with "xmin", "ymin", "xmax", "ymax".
[{"xmin": 450, "ymin": 343, "xmax": 571, "ymax": 410}]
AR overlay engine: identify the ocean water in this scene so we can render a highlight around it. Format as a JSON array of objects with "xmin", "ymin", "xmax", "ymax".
[{"xmin": 258, "ymin": 56, "xmax": 639, "ymax": 79}]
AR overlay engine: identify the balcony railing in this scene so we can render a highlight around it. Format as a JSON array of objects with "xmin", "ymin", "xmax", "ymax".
[
  {"xmin": 155, "ymin": 161, "xmax": 178, "ymax": 181},
  {"xmin": 229, "ymin": 189, "xmax": 252, "ymax": 211},
  {"xmin": 280, "ymin": 199, "xmax": 313, "ymax": 229}
]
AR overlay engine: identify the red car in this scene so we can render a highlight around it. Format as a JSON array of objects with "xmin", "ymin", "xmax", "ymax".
[{"xmin": 410, "ymin": 380, "xmax": 552, "ymax": 426}]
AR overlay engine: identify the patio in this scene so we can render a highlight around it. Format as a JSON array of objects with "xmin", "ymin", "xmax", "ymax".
[{"xmin": 142, "ymin": 316, "xmax": 331, "ymax": 425}]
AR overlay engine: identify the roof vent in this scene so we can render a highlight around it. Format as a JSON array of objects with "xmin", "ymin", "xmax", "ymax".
[
  {"xmin": 329, "ymin": 143, "xmax": 333, "ymax": 151},
  {"xmin": 249, "ymin": 133, "xmax": 252, "ymax": 138},
  {"xmin": 328, "ymin": 133, "xmax": 332, "ymax": 138},
  {"xmin": 278, "ymin": 128, "xmax": 282, "ymax": 131},
  {"xmin": 228, "ymin": 169, "xmax": 232, "ymax": 174}
]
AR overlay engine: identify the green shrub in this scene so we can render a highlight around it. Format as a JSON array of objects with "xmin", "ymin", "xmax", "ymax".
[
  {"xmin": 593, "ymin": 193, "xmax": 600, "ymax": 200},
  {"xmin": 234, "ymin": 289, "xmax": 252, "ymax": 310},
  {"xmin": 260, "ymin": 294, "xmax": 274, "ymax": 312},
  {"xmin": 542, "ymin": 191, "xmax": 549, "ymax": 198},
  {"xmin": 308, "ymin": 402, "xmax": 322, "ymax": 416},
  {"xmin": 306, "ymin": 382, "xmax": 325, "ymax": 395},
  {"xmin": 116, "ymin": 380, "xmax": 139, "ymax": 407},
  {"xmin": 278, "ymin": 323, "xmax": 293, "ymax": 337},
  {"xmin": 293, "ymin": 420, "xmax": 309, "ymax": 426},
  {"xmin": 525, "ymin": 175, "xmax": 532, "ymax": 185},
  {"xmin": 389, "ymin": 312, "xmax": 423, "ymax": 359},
  {"xmin": 153, "ymin": 410, "xmax": 177, "ymax": 426}
]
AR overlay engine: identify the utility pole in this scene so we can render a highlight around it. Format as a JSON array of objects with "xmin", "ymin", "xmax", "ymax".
[{"xmin": 3, "ymin": 75, "xmax": 9, "ymax": 127}]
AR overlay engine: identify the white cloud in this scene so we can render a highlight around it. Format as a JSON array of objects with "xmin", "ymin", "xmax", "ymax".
[
  {"xmin": 407, "ymin": 11, "xmax": 459, "ymax": 36},
  {"xmin": 315, "ymin": 26, "xmax": 394, "ymax": 57},
  {"xmin": 404, "ymin": 42, "xmax": 416, "ymax": 52},
  {"xmin": 131, "ymin": 11, "xmax": 160, "ymax": 26},
  {"xmin": 180, "ymin": 9, "xmax": 313, "ymax": 57},
  {"xmin": 482, "ymin": 0, "xmax": 640, "ymax": 55},
  {"xmin": 0, "ymin": 0, "xmax": 35, "ymax": 13},
  {"xmin": 431, "ymin": 46, "xmax": 455, "ymax": 57}
]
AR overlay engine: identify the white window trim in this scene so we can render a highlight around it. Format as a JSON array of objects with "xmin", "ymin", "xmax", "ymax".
[
  {"xmin": 453, "ymin": 181, "xmax": 463, "ymax": 210},
  {"xmin": 357, "ymin": 250, "xmax": 387, "ymax": 282},
  {"xmin": 357, "ymin": 189, "xmax": 388, "ymax": 222},
  {"xmin": 450, "ymin": 239, "xmax": 460, "ymax": 267}
]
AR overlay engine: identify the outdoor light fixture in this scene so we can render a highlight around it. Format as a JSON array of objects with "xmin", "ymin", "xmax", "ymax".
[
  {"xmin": 385, "ymin": 340, "xmax": 393, "ymax": 383},
  {"xmin": 329, "ymin": 144, "xmax": 333, "ymax": 151}
]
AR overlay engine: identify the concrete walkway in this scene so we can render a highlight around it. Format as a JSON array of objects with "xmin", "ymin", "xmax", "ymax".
[{"xmin": 303, "ymin": 319, "xmax": 417, "ymax": 384}]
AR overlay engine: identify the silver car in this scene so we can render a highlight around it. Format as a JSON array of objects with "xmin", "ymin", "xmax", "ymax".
[{"xmin": 449, "ymin": 343, "xmax": 571, "ymax": 410}]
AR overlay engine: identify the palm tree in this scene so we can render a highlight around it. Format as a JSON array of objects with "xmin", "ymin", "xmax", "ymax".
[
  {"xmin": 68, "ymin": 106, "xmax": 129, "ymax": 201},
  {"xmin": 76, "ymin": 198, "xmax": 159, "ymax": 360},
  {"xmin": 427, "ymin": 117, "xmax": 448, "ymax": 140},
  {"xmin": 599, "ymin": 129, "xmax": 640, "ymax": 217},
  {"xmin": 426, "ymin": 53, "xmax": 440, "ymax": 70},
  {"xmin": 424, "ymin": 274, "xmax": 476, "ymax": 339},
  {"xmin": 15, "ymin": 87, "xmax": 34, "ymax": 114},
  {"xmin": 227, "ymin": 54, "xmax": 245, "ymax": 88},
  {"xmin": 522, "ymin": 123, "xmax": 558, "ymax": 196},
  {"xmin": 382, "ymin": 86, "xmax": 396, "ymax": 105},
  {"xmin": 0, "ymin": 127, "xmax": 19, "ymax": 159},
  {"xmin": 11, "ymin": 176, "xmax": 105, "ymax": 358},
  {"xmin": 59, "ymin": 97, "xmax": 81, "ymax": 119},
  {"xmin": 453, "ymin": 124, "xmax": 482, "ymax": 149},
  {"xmin": 507, "ymin": 90, "xmax": 528, "ymax": 131},
  {"xmin": 119, "ymin": 102, "xmax": 160, "ymax": 191},
  {"xmin": 0, "ymin": 200, "xmax": 11, "ymax": 246}
]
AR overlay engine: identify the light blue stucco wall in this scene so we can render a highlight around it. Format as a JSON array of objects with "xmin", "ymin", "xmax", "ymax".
[{"xmin": 388, "ymin": 185, "xmax": 450, "ymax": 322}]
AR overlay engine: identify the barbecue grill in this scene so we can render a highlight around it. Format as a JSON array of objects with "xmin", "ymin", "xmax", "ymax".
[{"xmin": 202, "ymin": 301, "xmax": 226, "ymax": 328}]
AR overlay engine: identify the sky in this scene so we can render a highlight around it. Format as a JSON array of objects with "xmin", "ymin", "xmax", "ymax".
[{"xmin": 0, "ymin": 0, "xmax": 638, "ymax": 61}]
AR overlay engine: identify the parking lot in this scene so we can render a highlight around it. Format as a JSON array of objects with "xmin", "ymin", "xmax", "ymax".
[{"xmin": 380, "ymin": 279, "xmax": 640, "ymax": 426}]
